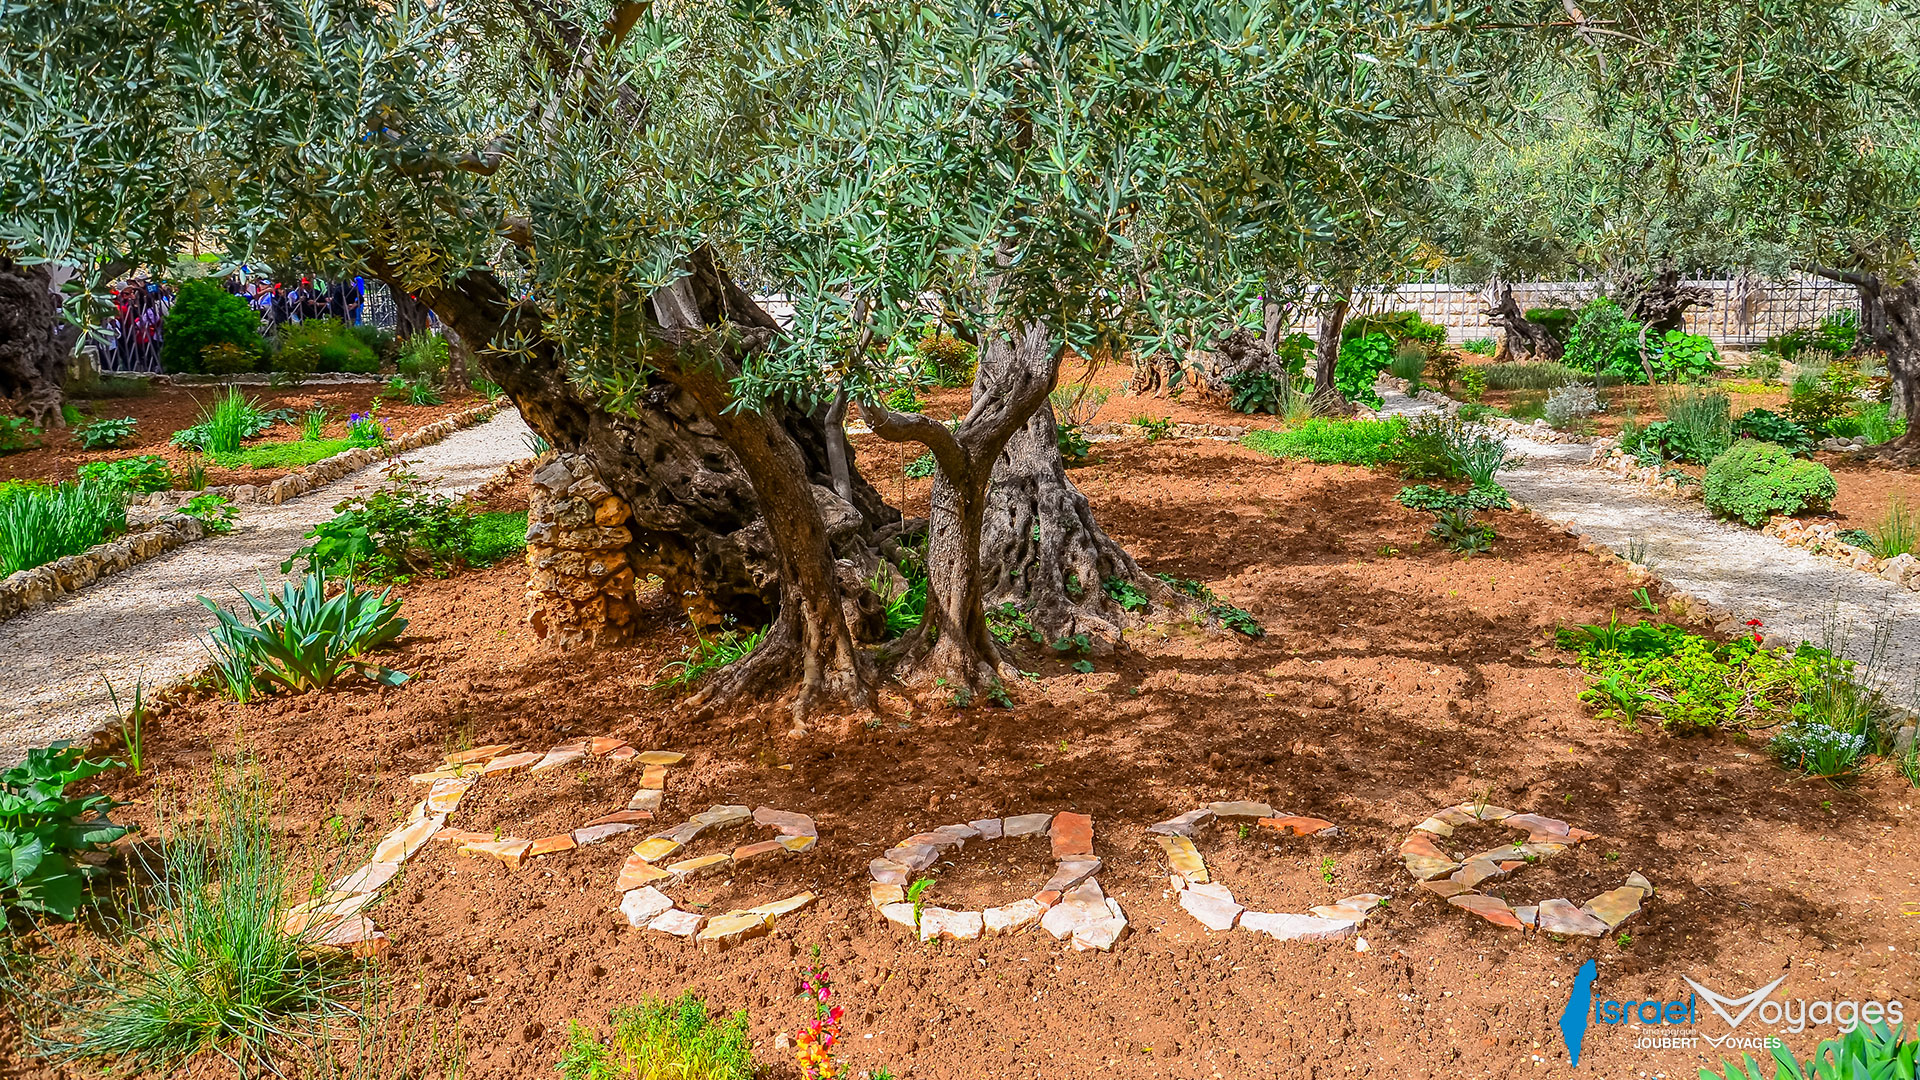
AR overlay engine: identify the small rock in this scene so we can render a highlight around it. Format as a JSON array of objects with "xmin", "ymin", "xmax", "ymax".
[
  {"xmin": 868, "ymin": 858, "xmax": 910, "ymax": 885},
  {"xmin": 1581, "ymin": 887, "xmax": 1645, "ymax": 929},
  {"xmin": 918, "ymin": 907, "xmax": 985, "ymax": 942},
  {"xmin": 1049, "ymin": 812, "xmax": 1094, "ymax": 858},
  {"xmin": 621, "ymin": 886, "xmax": 676, "ymax": 927},
  {"xmin": 1155, "ymin": 835, "xmax": 1209, "ymax": 882},
  {"xmin": 983, "ymin": 899, "xmax": 1045, "ymax": 935},
  {"xmin": 1536, "ymin": 898, "xmax": 1609, "ymax": 937},
  {"xmin": 1206, "ymin": 801, "xmax": 1275, "ymax": 819},
  {"xmin": 884, "ymin": 843, "xmax": 940, "ymax": 871},
  {"xmin": 1178, "ymin": 888, "xmax": 1244, "ymax": 931},
  {"xmin": 968, "ymin": 818, "xmax": 1003, "ymax": 840},
  {"xmin": 1002, "ymin": 813, "xmax": 1053, "ymax": 838},
  {"xmin": 1146, "ymin": 809, "xmax": 1213, "ymax": 836},
  {"xmin": 1238, "ymin": 911, "xmax": 1355, "ymax": 942},
  {"xmin": 880, "ymin": 902, "xmax": 919, "ymax": 931}
]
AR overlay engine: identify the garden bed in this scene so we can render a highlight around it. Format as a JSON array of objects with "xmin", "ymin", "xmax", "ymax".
[
  {"xmin": 0, "ymin": 382, "xmax": 489, "ymax": 489},
  {"xmin": 8, "ymin": 436, "xmax": 1917, "ymax": 1080}
]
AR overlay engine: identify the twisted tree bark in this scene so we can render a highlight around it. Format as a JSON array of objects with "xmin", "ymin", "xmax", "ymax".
[
  {"xmin": 0, "ymin": 258, "xmax": 67, "ymax": 426},
  {"xmin": 1484, "ymin": 280, "xmax": 1563, "ymax": 363}
]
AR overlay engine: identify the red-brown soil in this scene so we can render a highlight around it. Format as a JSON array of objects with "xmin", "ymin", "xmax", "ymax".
[
  {"xmin": 4, "ymin": 433, "xmax": 1917, "ymax": 1080},
  {"xmin": 0, "ymin": 384, "xmax": 485, "ymax": 488}
]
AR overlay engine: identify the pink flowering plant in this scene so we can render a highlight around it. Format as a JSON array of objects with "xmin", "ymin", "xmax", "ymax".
[{"xmin": 792, "ymin": 967, "xmax": 847, "ymax": 1079}]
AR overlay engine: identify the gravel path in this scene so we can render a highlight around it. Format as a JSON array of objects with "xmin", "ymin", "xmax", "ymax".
[
  {"xmin": 1376, "ymin": 387, "xmax": 1920, "ymax": 704},
  {"xmin": 0, "ymin": 410, "xmax": 533, "ymax": 764}
]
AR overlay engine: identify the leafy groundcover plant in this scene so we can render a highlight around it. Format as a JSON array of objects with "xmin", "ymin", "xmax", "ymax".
[
  {"xmin": 557, "ymin": 994, "xmax": 754, "ymax": 1080},
  {"xmin": 1240, "ymin": 417, "xmax": 1410, "ymax": 466},
  {"xmin": 0, "ymin": 743, "xmax": 128, "ymax": 919},
  {"xmin": 199, "ymin": 570, "xmax": 409, "ymax": 702},
  {"xmin": 1703, "ymin": 440, "xmax": 1838, "ymax": 526}
]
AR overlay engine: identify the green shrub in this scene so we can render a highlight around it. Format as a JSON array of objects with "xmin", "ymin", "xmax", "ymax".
[
  {"xmin": 1343, "ymin": 310, "xmax": 1446, "ymax": 350},
  {"xmin": 347, "ymin": 411, "xmax": 387, "ymax": 446},
  {"xmin": 1, "ymin": 415, "xmax": 43, "ymax": 453},
  {"xmin": 394, "ymin": 332, "xmax": 449, "ymax": 381},
  {"xmin": 1483, "ymin": 361, "xmax": 1586, "ymax": 391},
  {"xmin": 1522, "ymin": 306, "xmax": 1575, "ymax": 339},
  {"xmin": 283, "ymin": 468, "xmax": 473, "ymax": 581},
  {"xmin": 883, "ymin": 385, "xmax": 924, "ymax": 413},
  {"xmin": 1562, "ymin": 298, "xmax": 1646, "ymax": 383},
  {"xmin": 275, "ymin": 318, "xmax": 377, "ymax": 375},
  {"xmin": 1388, "ymin": 343, "xmax": 1427, "ymax": 389},
  {"xmin": 916, "ymin": 330, "xmax": 977, "ymax": 388},
  {"xmin": 199, "ymin": 571, "xmax": 409, "ymax": 700},
  {"xmin": 0, "ymin": 480, "xmax": 127, "ymax": 575},
  {"xmin": 198, "ymin": 341, "xmax": 259, "ymax": 375},
  {"xmin": 160, "ymin": 279, "xmax": 260, "ymax": 374},
  {"xmin": 1429, "ymin": 507, "xmax": 1494, "ymax": 554},
  {"xmin": 78, "ymin": 454, "xmax": 172, "ymax": 492},
  {"xmin": 73, "ymin": 416, "xmax": 137, "ymax": 450},
  {"xmin": 904, "ymin": 450, "xmax": 937, "ymax": 478},
  {"xmin": 1459, "ymin": 367, "xmax": 1487, "ymax": 402},
  {"xmin": 1650, "ymin": 330, "xmax": 1719, "ymax": 382},
  {"xmin": 1732, "ymin": 408, "xmax": 1813, "ymax": 454},
  {"xmin": 556, "ymin": 994, "xmax": 753, "ymax": 1080},
  {"xmin": 180, "ymin": 492, "xmax": 238, "ymax": 533},
  {"xmin": 1460, "ymin": 336, "xmax": 1497, "ymax": 356},
  {"xmin": 1785, "ymin": 365, "xmax": 1861, "ymax": 435},
  {"xmin": 1703, "ymin": 440, "xmax": 1838, "ymax": 526},
  {"xmin": 0, "ymin": 743, "xmax": 128, "ymax": 920},
  {"xmin": 651, "ymin": 622, "xmax": 767, "ymax": 693},
  {"xmin": 1241, "ymin": 417, "xmax": 1408, "ymax": 466},
  {"xmin": 1831, "ymin": 400, "xmax": 1908, "ymax": 445},
  {"xmin": 60, "ymin": 765, "xmax": 360, "ymax": 1073},
  {"xmin": 1274, "ymin": 332, "xmax": 1314, "ymax": 374},
  {"xmin": 1335, "ymin": 333, "xmax": 1395, "ymax": 407},
  {"xmin": 1055, "ymin": 424, "xmax": 1091, "ymax": 463},
  {"xmin": 1226, "ymin": 370, "xmax": 1283, "ymax": 414},
  {"xmin": 1396, "ymin": 484, "xmax": 1509, "ymax": 512}
]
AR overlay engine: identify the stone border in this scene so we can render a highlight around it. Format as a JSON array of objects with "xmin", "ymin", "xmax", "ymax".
[
  {"xmin": 1147, "ymin": 802, "xmax": 1384, "ymax": 942},
  {"xmin": 102, "ymin": 371, "xmax": 389, "ymax": 387},
  {"xmin": 868, "ymin": 811, "xmax": 1128, "ymax": 951},
  {"xmin": 0, "ymin": 401, "xmax": 504, "ymax": 630},
  {"xmin": 140, "ymin": 400, "xmax": 502, "ymax": 510},
  {"xmin": 1083, "ymin": 420, "xmax": 1249, "ymax": 440},
  {"xmin": 0, "ymin": 513, "xmax": 208, "ymax": 625},
  {"xmin": 617, "ymin": 806, "xmax": 820, "ymax": 950},
  {"xmin": 1763, "ymin": 517, "xmax": 1920, "ymax": 593},
  {"xmin": 1398, "ymin": 802, "xmax": 1652, "ymax": 937}
]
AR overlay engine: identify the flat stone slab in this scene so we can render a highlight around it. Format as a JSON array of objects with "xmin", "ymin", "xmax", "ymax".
[
  {"xmin": 639, "ymin": 764, "xmax": 668, "ymax": 790},
  {"xmin": 1156, "ymin": 835, "xmax": 1209, "ymax": 882},
  {"xmin": 868, "ymin": 857, "xmax": 909, "ymax": 885},
  {"xmin": 1398, "ymin": 833, "xmax": 1450, "ymax": 859},
  {"xmin": 649, "ymin": 908, "xmax": 705, "ymax": 937},
  {"xmin": 919, "ymin": 907, "xmax": 985, "ymax": 942},
  {"xmin": 1041, "ymin": 881, "xmax": 1111, "ymax": 940},
  {"xmin": 1002, "ymin": 813, "xmax": 1053, "ymax": 838},
  {"xmin": 573, "ymin": 822, "xmax": 641, "ymax": 846},
  {"xmin": 1626, "ymin": 871, "xmax": 1655, "ymax": 896},
  {"xmin": 1538, "ymin": 898, "xmax": 1610, "ymax": 937},
  {"xmin": 459, "ymin": 839, "xmax": 532, "ymax": 870},
  {"xmin": 632, "ymin": 837, "xmax": 683, "ymax": 863},
  {"xmin": 627, "ymin": 789, "xmax": 664, "ymax": 812},
  {"xmin": 732, "ymin": 839, "xmax": 785, "ymax": 862},
  {"xmin": 1207, "ymin": 801, "xmax": 1275, "ymax": 819},
  {"xmin": 1042, "ymin": 857, "xmax": 1101, "ymax": 894},
  {"xmin": 607, "ymin": 746, "xmax": 638, "ymax": 762},
  {"xmin": 372, "ymin": 814, "xmax": 445, "ymax": 865},
  {"xmin": 1418, "ymin": 878, "xmax": 1470, "ymax": 899},
  {"xmin": 616, "ymin": 854, "xmax": 673, "ymax": 891},
  {"xmin": 1579, "ymin": 889, "xmax": 1644, "ymax": 929},
  {"xmin": 1179, "ymin": 888, "xmax": 1244, "ymax": 931},
  {"xmin": 527, "ymin": 834, "xmax": 577, "ymax": 857},
  {"xmin": 1073, "ymin": 906, "xmax": 1127, "ymax": 951},
  {"xmin": 329, "ymin": 862, "xmax": 399, "ymax": 894},
  {"xmin": 665, "ymin": 853, "xmax": 731, "ymax": 879},
  {"xmin": 583, "ymin": 810, "xmax": 655, "ymax": 828},
  {"xmin": 778, "ymin": 834, "xmax": 816, "ymax": 853},
  {"xmin": 1237, "ymin": 911, "xmax": 1355, "ymax": 942},
  {"xmin": 969, "ymin": 818, "xmax": 1003, "ymax": 840},
  {"xmin": 531, "ymin": 747, "xmax": 587, "ymax": 773},
  {"xmin": 480, "ymin": 751, "xmax": 542, "ymax": 775},
  {"xmin": 1448, "ymin": 893, "xmax": 1524, "ymax": 930},
  {"xmin": 1050, "ymin": 812, "xmax": 1094, "ymax": 858},
  {"xmin": 880, "ymin": 902, "xmax": 919, "ymax": 930},
  {"xmin": 1259, "ymin": 816, "xmax": 1337, "ymax": 837},
  {"xmin": 620, "ymin": 886, "xmax": 675, "ymax": 927},
  {"xmin": 635, "ymin": 751, "xmax": 685, "ymax": 766},
  {"xmin": 691, "ymin": 805, "xmax": 752, "ymax": 828},
  {"xmin": 447, "ymin": 743, "xmax": 514, "ymax": 765},
  {"xmin": 1411, "ymin": 816, "xmax": 1456, "ymax": 837},
  {"xmin": 1451, "ymin": 858, "xmax": 1505, "ymax": 889},
  {"xmin": 1453, "ymin": 803, "xmax": 1516, "ymax": 821},
  {"xmin": 1402, "ymin": 853, "xmax": 1461, "ymax": 881},
  {"xmin": 984, "ymin": 898, "xmax": 1044, "ymax": 935},
  {"xmin": 884, "ymin": 843, "xmax": 941, "ymax": 871},
  {"xmin": 753, "ymin": 807, "xmax": 818, "ymax": 836},
  {"xmin": 870, "ymin": 882, "xmax": 905, "ymax": 909},
  {"xmin": 1147, "ymin": 809, "xmax": 1213, "ymax": 836},
  {"xmin": 747, "ymin": 891, "xmax": 818, "ymax": 919}
]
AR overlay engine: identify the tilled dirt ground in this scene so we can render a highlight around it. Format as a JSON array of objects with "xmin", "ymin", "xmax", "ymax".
[
  {"xmin": 1, "ymin": 383, "xmax": 486, "ymax": 487},
  {"xmin": 4, "ymin": 435, "xmax": 1916, "ymax": 1080}
]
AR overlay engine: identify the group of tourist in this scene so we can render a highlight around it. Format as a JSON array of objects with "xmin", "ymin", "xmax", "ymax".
[{"xmin": 92, "ymin": 272, "xmax": 371, "ymax": 373}]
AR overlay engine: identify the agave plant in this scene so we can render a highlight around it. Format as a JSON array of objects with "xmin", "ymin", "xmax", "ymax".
[
  {"xmin": 198, "ymin": 571, "xmax": 409, "ymax": 698},
  {"xmin": 1702, "ymin": 1020, "xmax": 1918, "ymax": 1080}
]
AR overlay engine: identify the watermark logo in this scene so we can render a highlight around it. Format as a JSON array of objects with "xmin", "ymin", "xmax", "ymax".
[{"xmin": 1559, "ymin": 967, "xmax": 1906, "ymax": 1065}]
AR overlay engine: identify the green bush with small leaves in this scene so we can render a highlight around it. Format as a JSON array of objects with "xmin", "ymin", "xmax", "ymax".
[
  {"xmin": 161, "ymin": 279, "xmax": 261, "ymax": 374},
  {"xmin": 78, "ymin": 454, "xmax": 173, "ymax": 492},
  {"xmin": 915, "ymin": 330, "xmax": 977, "ymax": 388},
  {"xmin": 1334, "ymin": 333, "xmax": 1395, "ymax": 407},
  {"xmin": 1703, "ymin": 440, "xmax": 1837, "ymax": 526},
  {"xmin": 1562, "ymin": 298, "xmax": 1645, "ymax": 383},
  {"xmin": 1732, "ymin": 408, "xmax": 1813, "ymax": 454}
]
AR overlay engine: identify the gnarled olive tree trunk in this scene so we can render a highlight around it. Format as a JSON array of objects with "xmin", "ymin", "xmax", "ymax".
[
  {"xmin": 396, "ymin": 253, "xmax": 905, "ymax": 725},
  {"xmin": 1485, "ymin": 280, "xmax": 1562, "ymax": 363},
  {"xmin": 1310, "ymin": 286, "xmax": 1354, "ymax": 415},
  {"xmin": 0, "ymin": 257, "xmax": 67, "ymax": 426},
  {"xmin": 1817, "ymin": 267, "xmax": 1920, "ymax": 451}
]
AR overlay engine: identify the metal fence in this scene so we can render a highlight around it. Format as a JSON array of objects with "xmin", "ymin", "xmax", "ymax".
[{"xmin": 1287, "ymin": 275, "xmax": 1861, "ymax": 348}]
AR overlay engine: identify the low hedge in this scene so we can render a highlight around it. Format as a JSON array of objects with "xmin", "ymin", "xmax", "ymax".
[{"xmin": 1703, "ymin": 440, "xmax": 1837, "ymax": 526}]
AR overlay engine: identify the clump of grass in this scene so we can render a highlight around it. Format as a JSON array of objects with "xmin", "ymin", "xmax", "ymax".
[
  {"xmin": 557, "ymin": 994, "xmax": 753, "ymax": 1080},
  {"xmin": 198, "ymin": 388, "xmax": 268, "ymax": 455},
  {"xmin": 651, "ymin": 620, "xmax": 767, "ymax": 692},
  {"xmin": 1872, "ymin": 495, "xmax": 1915, "ymax": 559},
  {"xmin": 463, "ymin": 510, "xmax": 529, "ymax": 566},
  {"xmin": 211, "ymin": 438, "xmax": 357, "ymax": 470},
  {"xmin": 1240, "ymin": 417, "xmax": 1409, "ymax": 466},
  {"xmin": 1483, "ymin": 362, "xmax": 1591, "ymax": 391},
  {"xmin": 0, "ymin": 479, "xmax": 128, "ymax": 575},
  {"xmin": 52, "ymin": 764, "xmax": 364, "ymax": 1073},
  {"xmin": 302, "ymin": 408, "xmax": 329, "ymax": 441}
]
